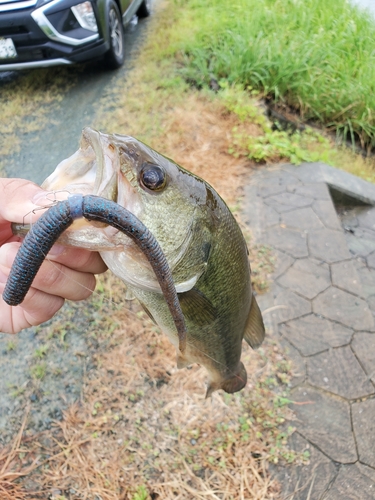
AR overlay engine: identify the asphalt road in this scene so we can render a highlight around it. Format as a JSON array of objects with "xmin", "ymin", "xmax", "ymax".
[{"xmin": 0, "ymin": 14, "xmax": 151, "ymax": 185}]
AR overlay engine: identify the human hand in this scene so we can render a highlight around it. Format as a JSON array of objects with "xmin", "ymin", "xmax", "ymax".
[{"xmin": 0, "ymin": 178, "xmax": 107, "ymax": 334}]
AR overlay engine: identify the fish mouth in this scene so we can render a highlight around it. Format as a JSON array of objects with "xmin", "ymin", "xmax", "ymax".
[
  {"xmin": 42, "ymin": 127, "xmax": 119, "ymax": 202},
  {"xmin": 29, "ymin": 127, "xmax": 140, "ymax": 250}
]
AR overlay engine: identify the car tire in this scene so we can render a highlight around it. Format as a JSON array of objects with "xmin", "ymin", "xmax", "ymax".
[
  {"xmin": 137, "ymin": 0, "xmax": 151, "ymax": 18},
  {"xmin": 104, "ymin": 0, "xmax": 125, "ymax": 69}
]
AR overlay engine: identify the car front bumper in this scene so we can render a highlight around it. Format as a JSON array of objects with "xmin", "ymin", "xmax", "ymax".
[{"xmin": 0, "ymin": 0, "xmax": 108, "ymax": 70}]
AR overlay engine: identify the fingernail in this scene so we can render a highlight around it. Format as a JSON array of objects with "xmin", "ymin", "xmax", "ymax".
[{"xmin": 32, "ymin": 191, "xmax": 54, "ymax": 207}]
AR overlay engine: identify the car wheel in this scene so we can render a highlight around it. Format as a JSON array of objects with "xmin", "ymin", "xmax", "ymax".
[
  {"xmin": 105, "ymin": 0, "xmax": 125, "ymax": 69},
  {"xmin": 137, "ymin": 0, "xmax": 151, "ymax": 18}
]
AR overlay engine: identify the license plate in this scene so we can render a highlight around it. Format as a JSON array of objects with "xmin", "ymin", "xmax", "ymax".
[{"xmin": 0, "ymin": 38, "xmax": 17, "ymax": 59}]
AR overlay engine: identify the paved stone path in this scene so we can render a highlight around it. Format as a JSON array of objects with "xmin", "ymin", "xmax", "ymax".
[{"xmin": 244, "ymin": 163, "xmax": 375, "ymax": 499}]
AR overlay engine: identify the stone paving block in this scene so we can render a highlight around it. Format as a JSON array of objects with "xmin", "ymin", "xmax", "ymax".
[
  {"xmin": 243, "ymin": 185, "xmax": 268, "ymax": 242},
  {"xmin": 355, "ymin": 206, "xmax": 375, "ymax": 231},
  {"xmin": 352, "ymin": 398, "xmax": 375, "ymax": 469},
  {"xmin": 368, "ymin": 296, "xmax": 375, "ymax": 315},
  {"xmin": 273, "ymin": 432, "xmax": 336, "ymax": 500},
  {"xmin": 308, "ymin": 228, "xmax": 351, "ymax": 263},
  {"xmin": 293, "ymin": 163, "xmax": 375, "ymax": 205},
  {"xmin": 270, "ymin": 169, "xmax": 303, "ymax": 184},
  {"xmin": 254, "ymin": 165, "xmax": 301, "ymax": 186},
  {"xmin": 264, "ymin": 226, "xmax": 308, "ymax": 258},
  {"xmin": 354, "ymin": 265, "xmax": 375, "ymax": 301},
  {"xmin": 277, "ymin": 258, "xmax": 330, "ymax": 299},
  {"xmin": 272, "ymin": 249, "xmax": 294, "ymax": 279},
  {"xmin": 265, "ymin": 192, "xmax": 313, "ymax": 213},
  {"xmin": 312, "ymin": 200, "xmax": 343, "ymax": 230},
  {"xmin": 331, "ymin": 261, "xmax": 364, "ymax": 297},
  {"xmin": 367, "ymin": 251, "xmax": 375, "ymax": 269},
  {"xmin": 321, "ymin": 164, "xmax": 375, "ymax": 205},
  {"xmin": 307, "ymin": 346, "xmax": 374, "ymax": 399},
  {"xmin": 256, "ymin": 179, "xmax": 288, "ymax": 198},
  {"xmin": 352, "ymin": 332, "xmax": 375, "ymax": 383},
  {"xmin": 281, "ymin": 207, "xmax": 325, "ymax": 230},
  {"xmin": 269, "ymin": 286, "xmax": 311, "ymax": 324},
  {"xmin": 313, "ymin": 287, "xmax": 374, "ymax": 331},
  {"xmin": 325, "ymin": 463, "xmax": 375, "ymax": 500},
  {"xmin": 256, "ymin": 290, "xmax": 280, "ymax": 338},
  {"xmin": 292, "ymin": 162, "xmax": 326, "ymax": 183},
  {"xmin": 290, "ymin": 386, "xmax": 357, "ymax": 463},
  {"xmin": 279, "ymin": 314, "xmax": 353, "ymax": 356},
  {"xmin": 262, "ymin": 204, "xmax": 280, "ymax": 227},
  {"xmin": 345, "ymin": 231, "xmax": 375, "ymax": 257},
  {"xmin": 279, "ymin": 338, "xmax": 306, "ymax": 387},
  {"xmin": 286, "ymin": 182, "xmax": 332, "ymax": 201},
  {"xmin": 340, "ymin": 211, "xmax": 359, "ymax": 230},
  {"xmin": 352, "ymin": 227, "xmax": 375, "ymax": 241}
]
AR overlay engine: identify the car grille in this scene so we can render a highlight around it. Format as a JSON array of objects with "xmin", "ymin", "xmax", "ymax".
[
  {"xmin": 0, "ymin": 0, "xmax": 38, "ymax": 12},
  {"xmin": 0, "ymin": 26, "xmax": 29, "ymax": 36}
]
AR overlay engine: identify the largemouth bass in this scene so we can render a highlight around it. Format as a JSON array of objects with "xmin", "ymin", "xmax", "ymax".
[{"xmin": 36, "ymin": 127, "xmax": 266, "ymax": 396}]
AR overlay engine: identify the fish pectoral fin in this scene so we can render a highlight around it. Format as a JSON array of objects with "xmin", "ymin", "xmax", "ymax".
[
  {"xmin": 139, "ymin": 302, "xmax": 157, "ymax": 324},
  {"xmin": 176, "ymin": 353, "xmax": 191, "ymax": 369},
  {"xmin": 243, "ymin": 295, "xmax": 265, "ymax": 349},
  {"xmin": 123, "ymin": 286, "xmax": 136, "ymax": 301},
  {"xmin": 178, "ymin": 288, "xmax": 217, "ymax": 327}
]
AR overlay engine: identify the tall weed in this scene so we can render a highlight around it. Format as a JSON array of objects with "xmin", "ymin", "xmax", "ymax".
[{"xmin": 169, "ymin": 0, "xmax": 375, "ymax": 150}]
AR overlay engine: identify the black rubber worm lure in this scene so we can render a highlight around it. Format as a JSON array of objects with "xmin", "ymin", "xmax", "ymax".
[{"xmin": 3, "ymin": 195, "xmax": 187, "ymax": 352}]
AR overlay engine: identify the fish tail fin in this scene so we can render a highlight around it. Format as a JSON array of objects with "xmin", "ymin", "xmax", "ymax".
[
  {"xmin": 243, "ymin": 295, "xmax": 265, "ymax": 349},
  {"xmin": 205, "ymin": 362, "xmax": 248, "ymax": 398}
]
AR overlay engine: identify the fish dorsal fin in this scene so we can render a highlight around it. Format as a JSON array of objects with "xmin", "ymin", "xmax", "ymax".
[
  {"xmin": 243, "ymin": 295, "xmax": 265, "ymax": 349},
  {"xmin": 178, "ymin": 288, "xmax": 217, "ymax": 327}
]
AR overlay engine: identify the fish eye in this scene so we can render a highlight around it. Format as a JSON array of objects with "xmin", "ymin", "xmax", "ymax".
[{"xmin": 140, "ymin": 163, "xmax": 167, "ymax": 192}]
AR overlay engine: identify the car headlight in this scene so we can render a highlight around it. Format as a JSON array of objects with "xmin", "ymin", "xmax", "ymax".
[
  {"xmin": 32, "ymin": 0, "xmax": 99, "ymax": 46},
  {"xmin": 71, "ymin": 1, "xmax": 98, "ymax": 32}
]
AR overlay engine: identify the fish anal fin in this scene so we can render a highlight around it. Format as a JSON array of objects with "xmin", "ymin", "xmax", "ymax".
[
  {"xmin": 178, "ymin": 288, "xmax": 216, "ymax": 327},
  {"xmin": 205, "ymin": 362, "xmax": 248, "ymax": 398},
  {"xmin": 205, "ymin": 382, "xmax": 219, "ymax": 399},
  {"xmin": 243, "ymin": 295, "xmax": 265, "ymax": 349},
  {"xmin": 176, "ymin": 353, "xmax": 191, "ymax": 369}
]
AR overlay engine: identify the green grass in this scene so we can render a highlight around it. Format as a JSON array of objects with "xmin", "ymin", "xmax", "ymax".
[
  {"xmin": 167, "ymin": 0, "xmax": 375, "ymax": 150},
  {"xmin": 30, "ymin": 362, "xmax": 47, "ymax": 380}
]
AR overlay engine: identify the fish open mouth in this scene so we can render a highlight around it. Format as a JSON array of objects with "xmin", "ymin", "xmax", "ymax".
[
  {"xmin": 42, "ymin": 128, "xmax": 119, "ymax": 203},
  {"xmin": 16, "ymin": 128, "xmax": 139, "ymax": 250}
]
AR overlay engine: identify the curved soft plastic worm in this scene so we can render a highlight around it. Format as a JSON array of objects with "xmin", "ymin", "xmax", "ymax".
[{"xmin": 3, "ymin": 194, "xmax": 187, "ymax": 352}]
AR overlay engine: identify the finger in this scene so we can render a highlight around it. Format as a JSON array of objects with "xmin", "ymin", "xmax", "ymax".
[
  {"xmin": 47, "ymin": 245, "xmax": 108, "ymax": 274},
  {"xmin": 0, "ymin": 243, "xmax": 97, "ymax": 302},
  {"xmin": 0, "ymin": 287, "xmax": 65, "ymax": 334},
  {"xmin": 31, "ymin": 260, "xmax": 97, "ymax": 301},
  {"xmin": 0, "ymin": 179, "xmax": 45, "ymax": 224}
]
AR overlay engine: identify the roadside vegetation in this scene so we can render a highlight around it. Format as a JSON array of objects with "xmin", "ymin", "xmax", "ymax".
[
  {"xmin": 1, "ymin": 0, "xmax": 375, "ymax": 498},
  {"xmin": 168, "ymin": 0, "xmax": 375, "ymax": 153},
  {"xmin": 96, "ymin": 0, "xmax": 375, "ymax": 182}
]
